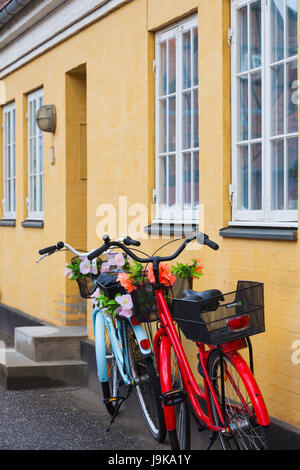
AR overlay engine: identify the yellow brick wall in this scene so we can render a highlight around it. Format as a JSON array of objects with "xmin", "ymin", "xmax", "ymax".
[{"xmin": 0, "ymin": 0, "xmax": 299, "ymax": 428}]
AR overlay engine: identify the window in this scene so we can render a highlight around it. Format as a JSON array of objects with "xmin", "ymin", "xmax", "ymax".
[
  {"xmin": 2, "ymin": 102, "xmax": 16, "ymax": 220},
  {"xmin": 155, "ymin": 16, "xmax": 199, "ymax": 222},
  {"xmin": 231, "ymin": 0, "xmax": 298, "ymax": 225},
  {"xmin": 27, "ymin": 89, "xmax": 44, "ymax": 220}
]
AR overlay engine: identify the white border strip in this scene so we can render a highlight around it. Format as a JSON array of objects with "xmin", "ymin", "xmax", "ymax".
[{"xmin": 0, "ymin": 0, "xmax": 131, "ymax": 78}]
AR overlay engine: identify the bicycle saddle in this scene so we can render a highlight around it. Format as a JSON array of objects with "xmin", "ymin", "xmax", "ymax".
[
  {"xmin": 182, "ymin": 289, "xmax": 224, "ymax": 302},
  {"xmin": 182, "ymin": 289, "xmax": 224, "ymax": 314}
]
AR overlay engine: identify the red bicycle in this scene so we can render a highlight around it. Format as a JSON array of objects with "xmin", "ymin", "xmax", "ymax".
[{"xmin": 88, "ymin": 232, "xmax": 274, "ymax": 450}]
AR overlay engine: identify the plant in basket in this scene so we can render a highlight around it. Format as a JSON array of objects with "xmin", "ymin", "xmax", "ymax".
[
  {"xmin": 91, "ymin": 288, "xmax": 134, "ymax": 319},
  {"xmin": 171, "ymin": 258, "xmax": 204, "ymax": 281}
]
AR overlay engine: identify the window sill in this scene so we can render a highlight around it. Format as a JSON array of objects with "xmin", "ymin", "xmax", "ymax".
[
  {"xmin": 0, "ymin": 219, "xmax": 16, "ymax": 227},
  {"xmin": 21, "ymin": 220, "xmax": 44, "ymax": 228},
  {"xmin": 145, "ymin": 221, "xmax": 198, "ymax": 237},
  {"xmin": 219, "ymin": 226, "xmax": 297, "ymax": 241}
]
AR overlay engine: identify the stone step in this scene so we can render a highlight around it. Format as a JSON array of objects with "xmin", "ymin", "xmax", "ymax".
[
  {"xmin": 0, "ymin": 348, "xmax": 88, "ymax": 390},
  {"xmin": 14, "ymin": 326, "xmax": 87, "ymax": 362}
]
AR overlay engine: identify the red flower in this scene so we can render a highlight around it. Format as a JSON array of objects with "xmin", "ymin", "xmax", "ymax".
[{"xmin": 147, "ymin": 263, "xmax": 176, "ymax": 287}]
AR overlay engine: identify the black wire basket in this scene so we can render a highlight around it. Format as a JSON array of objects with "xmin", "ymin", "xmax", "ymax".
[
  {"xmin": 172, "ymin": 281, "xmax": 265, "ymax": 345},
  {"xmin": 131, "ymin": 276, "xmax": 192, "ymax": 323}
]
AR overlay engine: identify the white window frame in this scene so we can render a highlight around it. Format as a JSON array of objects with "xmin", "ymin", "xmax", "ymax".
[
  {"xmin": 2, "ymin": 102, "xmax": 16, "ymax": 220},
  {"xmin": 231, "ymin": 0, "xmax": 298, "ymax": 227},
  {"xmin": 27, "ymin": 88, "xmax": 44, "ymax": 221},
  {"xmin": 154, "ymin": 15, "xmax": 199, "ymax": 224}
]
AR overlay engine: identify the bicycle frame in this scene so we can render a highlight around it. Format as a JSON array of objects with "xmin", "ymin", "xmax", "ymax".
[
  {"xmin": 93, "ymin": 305, "xmax": 152, "ymax": 386},
  {"xmin": 153, "ymin": 288, "xmax": 270, "ymax": 433}
]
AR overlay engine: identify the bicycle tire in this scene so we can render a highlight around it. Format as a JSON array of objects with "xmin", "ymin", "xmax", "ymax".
[
  {"xmin": 126, "ymin": 322, "xmax": 166, "ymax": 443},
  {"xmin": 206, "ymin": 349, "xmax": 274, "ymax": 450},
  {"xmin": 168, "ymin": 346, "xmax": 191, "ymax": 450},
  {"xmin": 95, "ymin": 314, "xmax": 119, "ymax": 416}
]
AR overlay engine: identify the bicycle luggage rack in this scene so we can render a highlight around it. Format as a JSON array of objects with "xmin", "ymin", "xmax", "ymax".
[{"xmin": 172, "ymin": 281, "xmax": 265, "ymax": 345}]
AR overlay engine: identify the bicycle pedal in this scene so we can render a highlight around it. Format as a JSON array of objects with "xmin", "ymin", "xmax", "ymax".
[
  {"xmin": 161, "ymin": 389, "xmax": 185, "ymax": 407},
  {"xmin": 103, "ymin": 397, "xmax": 118, "ymax": 404}
]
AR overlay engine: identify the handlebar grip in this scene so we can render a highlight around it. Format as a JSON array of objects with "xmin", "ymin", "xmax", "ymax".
[
  {"xmin": 123, "ymin": 236, "xmax": 141, "ymax": 247},
  {"xmin": 39, "ymin": 241, "xmax": 64, "ymax": 255},
  {"xmin": 39, "ymin": 245, "xmax": 57, "ymax": 255},
  {"xmin": 87, "ymin": 244, "xmax": 107, "ymax": 261},
  {"xmin": 204, "ymin": 237, "xmax": 219, "ymax": 251}
]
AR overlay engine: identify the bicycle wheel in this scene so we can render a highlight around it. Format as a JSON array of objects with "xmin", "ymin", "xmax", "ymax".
[
  {"xmin": 126, "ymin": 322, "xmax": 166, "ymax": 443},
  {"xmin": 207, "ymin": 350, "xmax": 274, "ymax": 450},
  {"xmin": 95, "ymin": 314, "xmax": 119, "ymax": 416},
  {"xmin": 168, "ymin": 347, "xmax": 191, "ymax": 450}
]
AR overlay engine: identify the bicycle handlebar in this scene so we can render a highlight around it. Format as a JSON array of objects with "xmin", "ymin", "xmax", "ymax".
[
  {"xmin": 39, "ymin": 241, "xmax": 64, "ymax": 255},
  {"xmin": 87, "ymin": 232, "xmax": 219, "ymax": 263},
  {"xmin": 38, "ymin": 236, "xmax": 141, "ymax": 260}
]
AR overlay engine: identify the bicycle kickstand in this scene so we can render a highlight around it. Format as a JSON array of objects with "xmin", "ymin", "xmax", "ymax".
[
  {"xmin": 205, "ymin": 431, "xmax": 218, "ymax": 450},
  {"xmin": 104, "ymin": 385, "xmax": 132, "ymax": 433}
]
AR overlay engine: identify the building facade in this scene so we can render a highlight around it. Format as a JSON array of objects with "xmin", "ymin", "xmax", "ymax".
[{"xmin": 0, "ymin": 0, "xmax": 299, "ymax": 434}]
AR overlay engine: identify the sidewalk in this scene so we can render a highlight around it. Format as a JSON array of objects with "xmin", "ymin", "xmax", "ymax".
[{"xmin": 0, "ymin": 383, "xmax": 216, "ymax": 450}]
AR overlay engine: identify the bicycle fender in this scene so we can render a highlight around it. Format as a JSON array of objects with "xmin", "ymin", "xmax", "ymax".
[
  {"xmin": 227, "ymin": 351, "xmax": 270, "ymax": 426},
  {"xmin": 129, "ymin": 320, "xmax": 152, "ymax": 356},
  {"xmin": 93, "ymin": 308, "xmax": 109, "ymax": 382}
]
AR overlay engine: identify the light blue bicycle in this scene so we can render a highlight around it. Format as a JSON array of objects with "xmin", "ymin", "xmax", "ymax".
[{"xmin": 37, "ymin": 238, "xmax": 166, "ymax": 442}]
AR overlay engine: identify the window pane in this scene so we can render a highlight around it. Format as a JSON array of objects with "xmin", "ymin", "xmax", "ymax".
[
  {"xmin": 160, "ymin": 156, "xmax": 167, "ymax": 204},
  {"xmin": 7, "ymin": 146, "xmax": 11, "ymax": 178},
  {"xmin": 193, "ymin": 151, "xmax": 199, "ymax": 205},
  {"xmin": 39, "ymin": 133, "xmax": 44, "ymax": 174},
  {"xmin": 183, "ymin": 153, "xmax": 191, "ymax": 205},
  {"xmin": 7, "ymin": 179, "xmax": 11, "ymax": 211},
  {"xmin": 182, "ymin": 91, "xmax": 191, "ymax": 149},
  {"xmin": 159, "ymin": 98, "xmax": 167, "ymax": 153},
  {"xmin": 250, "ymin": 1, "xmax": 261, "ymax": 69},
  {"xmin": 271, "ymin": 64, "xmax": 284, "ymax": 136},
  {"xmin": 287, "ymin": 60, "xmax": 298, "ymax": 133},
  {"xmin": 251, "ymin": 143, "xmax": 262, "ymax": 210},
  {"xmin": 168, "ymin": 38, "xmax": 176, "ymax": 94},
  {"xmin": 239, "ymin": 75, "xmax": 248, "ymax": 140},
  {"xmin": 287, "ymin": 0, "xmax": 298, "ymax": 57},
  {"xmin": 271, "ymin": 140, "xmax": 284, "ymax": 210},
  {"xmin": 169, "ymin": 155, "xmax": 176, "ymax": 206},
  {"xmin": 168, "ymin": 96, "xmax": 176, "ymax": 152},
  {"xmin": 40, "ymin": 175, "xmax": 44, "ymax": 212},
  {"xmin": 12, "ymin": 143, "xmax": 16, "ymax": 178},
  {"xmin": 287, "ymin": 138, "xmax": 298, "ymax": 209},
  {"xmin": 160, "ymin": 42, "xmax": 167, "ymax": 96},
  {"xmin": 271, "ymin": 0, "xmax": 284, "ymax": 63},
  {"xmin": 239, "ymin": 6, "xmax": 248, "ymax": 73},
  {"xmin": 33, "ymin": 136, "xmax": 37, "ymax": 173},
  {"xmin": 33, "ymin": 175, "xmax": 37, "ymax": 212},
  {"xmin": 13, "ymin": 178, "xmax": 16, "ymax": 212},
  {"xmin": 193, "ymin": 28, "xmax": 198, "ymax": 86},
  {"xmin": 183, "ymin": 31, "xmax": 191, "ymax": 89},
  {"xmin": 193, "ymin": 89, "xmax": 199, "ymax": 148},
  {"xmin": 251, "ymin": 71, "xmax": 262, "ymax": 138},
  {"xmin": 238, "ymin": 145, "xmax": 249, "ymax": 210}
]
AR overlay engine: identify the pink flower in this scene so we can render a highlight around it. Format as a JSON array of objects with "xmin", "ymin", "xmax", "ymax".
[
  {"xmin": 114, "ymin": 253, "xmax": 125, "ymax": 268},
  {"xmin": 107, "ymin": 253, "xmax": 116, "ymax": 266},
  {"xmin": 65, "ymin": 266, "xmax": 73, "ymax": 279},
  {"xmin": 116, "ymin": 306, "xmax": 132, "ymax": 319},
  {"xmin": 91, "ymin": 288, "xmax": 100, "ymax": 304},
  {"xmin": 116, "ymin": 294, "xmax": 133, "ymax": 311},
  {"xmin": 100, "ymin": 262, "xmax": 110, "ymax": 273},
  {"xmin": 79, "ymin": 258, "xmax": 92, "ymax": 275}
]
